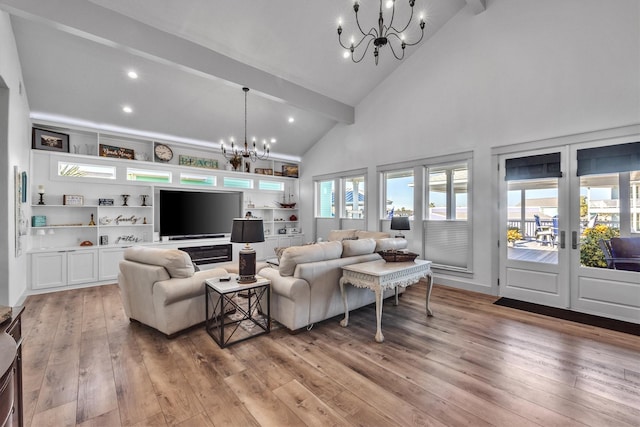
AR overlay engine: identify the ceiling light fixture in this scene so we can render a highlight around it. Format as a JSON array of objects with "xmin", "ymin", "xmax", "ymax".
[
  {"xmin": 122, "ymin": 106, "xmax": 133, "ymax": 113},
  {"xmin": 337, "ymin": 0, "xmax": 426, "ymax": 65},
  {"xmin": 288, "ymin": 117, "xmax": 295, "ymax": 123},
  {"xmin": 221, "ymin": 87, "xmax": 269, "ymax": 161},
  {"xmin": 127, "ymin": 70, "xmax": 138, "ymax": 79}
]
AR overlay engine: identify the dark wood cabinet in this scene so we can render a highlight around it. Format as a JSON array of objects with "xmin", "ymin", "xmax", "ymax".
[{"xmin": 1, "ymin": 307, "xmax": 24, "ymax": 427}]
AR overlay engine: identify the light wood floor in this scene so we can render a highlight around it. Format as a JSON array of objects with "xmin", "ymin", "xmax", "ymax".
[{"xmin": 19, "ymin": 282, "xmax": 640, "ymax": 426}]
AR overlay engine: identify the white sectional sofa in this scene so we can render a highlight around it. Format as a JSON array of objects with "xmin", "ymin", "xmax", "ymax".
[{"xmin": 259, "ymin": 230, "xmax": 408, "ymax": 331}]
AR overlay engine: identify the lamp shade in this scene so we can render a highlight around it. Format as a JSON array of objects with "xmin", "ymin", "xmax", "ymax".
[
  {"xmin": 390, "ymin": 216, "xmax": 410, "ymax": 231},
  {"xmin": 230, "ymin": 219, "xmax": 265, "ymax": 244}
]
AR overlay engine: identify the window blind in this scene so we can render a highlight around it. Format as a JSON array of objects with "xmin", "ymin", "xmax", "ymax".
[
  {"xmin": 576, "ymin": 142, "xmax": 640, "ymax": 176},
  {"xmin": 505, "ymin": 152, "xmax": 562, "ymax": 180}
]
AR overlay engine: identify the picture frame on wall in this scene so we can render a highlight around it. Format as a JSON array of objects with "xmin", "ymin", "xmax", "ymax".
[{"xmin": 32, "ymin": 127, "xmax": 70, "ymax": 153}]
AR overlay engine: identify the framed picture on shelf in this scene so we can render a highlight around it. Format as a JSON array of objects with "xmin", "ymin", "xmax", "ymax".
[
  {"xmin": 63, "ymin": 194, "xmax": 84, "ymax": 206},
  {"xmin": 282, "ymin": 164, "xmax": 299, "ymax": 178},
  {"xmin": 32, "ymin": 128, "xmax": 70, "ymax": 153}
]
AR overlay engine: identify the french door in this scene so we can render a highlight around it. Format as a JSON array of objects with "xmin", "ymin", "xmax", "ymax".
[
  {"xmin": 499, "ymin": 147, "xmax": 570, "ymax": 308},
  {"xmin": 499, "ymin": 139, "xmax": 640, "ymax": 324}
]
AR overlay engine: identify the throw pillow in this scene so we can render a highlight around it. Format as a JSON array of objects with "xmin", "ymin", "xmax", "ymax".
[{"xmin": 274, "ymin": 246, "xmax": 288, "ymax": 262}]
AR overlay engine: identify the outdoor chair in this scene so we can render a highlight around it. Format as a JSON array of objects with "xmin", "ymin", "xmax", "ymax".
[
  {"xmin": 599, "ymin": 237, "xmax": 640, "ymax": 272},
  {"xmin": 534, "ymin": 214, "xmax": 554, "ymax": 246}
]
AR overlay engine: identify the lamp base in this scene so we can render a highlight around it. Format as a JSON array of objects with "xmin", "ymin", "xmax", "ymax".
[{"xmin": 237, "ymin": 247, "xmax": 257, "ymax": 284}]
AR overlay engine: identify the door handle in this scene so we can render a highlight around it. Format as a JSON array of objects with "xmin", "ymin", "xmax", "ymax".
[
  {"xmin": 560, "ymin": 231, "xmax": 565, "ymax": 249},
  {"xmin": 572, "ymin": 231, "xmax": 578, "ymax": 249}
]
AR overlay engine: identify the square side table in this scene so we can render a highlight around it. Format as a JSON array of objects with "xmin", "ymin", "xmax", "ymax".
[{"xmin": 205, "ymin": 275, "xmax": 270, "ymax": 348}]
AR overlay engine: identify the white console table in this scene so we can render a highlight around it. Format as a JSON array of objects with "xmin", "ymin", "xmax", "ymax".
[{"xmin": 339, "ymin": 259, "xmax": 433, "ymax": 343}]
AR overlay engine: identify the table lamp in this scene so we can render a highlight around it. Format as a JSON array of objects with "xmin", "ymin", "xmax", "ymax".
[
  {"xmin": 230, "ymin": 218, "xmax": 265, "ymax": 283},
  {"xmin": 390, "ymin": 216, "xmax": 410, "ymax": 238}
]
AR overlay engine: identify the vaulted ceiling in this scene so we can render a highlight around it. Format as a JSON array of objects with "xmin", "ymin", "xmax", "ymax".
[{"xmin": 1, "ymin": 0, "xmax": 471, "ymax": 161}]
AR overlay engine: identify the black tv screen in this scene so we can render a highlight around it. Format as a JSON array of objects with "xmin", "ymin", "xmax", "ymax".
[{"xmin": 159, "ymin": 190, "xmax": 242, "ymax": 239}]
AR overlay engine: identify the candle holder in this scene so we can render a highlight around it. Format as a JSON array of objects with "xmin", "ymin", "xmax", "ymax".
[
  {"xmin": 38, "ymin": 192, "xmax": 45, "ymax": 205},
  {"xmin": 121, "ymin": 194, "xmax": 130, "ymax": 206},
  {"xmin": 140, "ymin": 195, "xmax": 149, "ymax": 206}
]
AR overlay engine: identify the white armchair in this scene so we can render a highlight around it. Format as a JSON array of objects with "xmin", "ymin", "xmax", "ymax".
[{"xmin": 118, "ymin": 246, "xmax": 229, "ymax": 337}]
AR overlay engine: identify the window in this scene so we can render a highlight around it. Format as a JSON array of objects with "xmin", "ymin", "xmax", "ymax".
[
  {"xmin": 383, "ymin": 169, "xmax": 414, "ymax": 219},
  {"xmin": 127, "ymin": 168, "xmax": 171, "ymax": 183},
  {"xmin": 316, "ymin": 179, "xmax": 335, "ymax": 218},
  {"xmin": 223, "ymin": 177, "xmax": 253, "ymax": 189},
  {"xmin": 419, "ymin": 153, "xmax": 473, "ymax": 273},
  {"xmin": 342, "ymin": 175, "xmax": 365, "ymax": 219},
  {"xmin": 58, "ymin": 161, "xmax": 116, "ymax": 180},
  {"xmin": 180, "ymin": 173, "xmax": 216, "ymax": 186},
  {"xmin": 258, "ymin": 180, "xmax": 284, "ymax": 191},
  {"xmin": 577, "ymin": 142, "xmax": 640, "ymax": 236},
  {"xmin": 426, "ymin": 163, "xmax": 468, "ymax": 220}
]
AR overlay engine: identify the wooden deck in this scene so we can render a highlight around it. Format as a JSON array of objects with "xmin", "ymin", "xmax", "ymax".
[{"xmin": 508, "ymin": 240, "xmax": 559, "ymax": 264}]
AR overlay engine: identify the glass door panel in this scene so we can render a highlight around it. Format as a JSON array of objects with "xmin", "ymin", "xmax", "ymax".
[{"xmin": 507, "ymin": 178, "xmax": 558, "ymax": 264}]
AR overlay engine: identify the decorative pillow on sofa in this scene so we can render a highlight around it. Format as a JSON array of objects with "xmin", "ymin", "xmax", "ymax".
[
  {"xmin": 274, "ymin": 246, "xmax": 288, "ymax": 262},
  {"xmin": 327, "ymin": 229, "xmax": 357, "ymax": 241},
  {"xmin": 342, "ymin": 238, "xmax": 376, "ymax": 257},
  {"xmin": 123, "ymin": 246, "xmax": 195, "ymax": 278},
  {"xmin": 279, "ymin": 240, "xmax": 343, "ymax": 277}
]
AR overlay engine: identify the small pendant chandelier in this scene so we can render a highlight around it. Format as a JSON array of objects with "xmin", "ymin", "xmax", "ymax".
[
  {"xmin": 221, "ymin": 87, "xmax": 270, "ymax": 162},
  {"xmin": 338, "ymin": 0, "xmax": 426, "ymax": 65}
]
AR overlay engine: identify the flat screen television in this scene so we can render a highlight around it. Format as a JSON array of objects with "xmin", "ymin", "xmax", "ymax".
[{"xmin": 159, "ymin": 189, "xmax": 242, "ymax": 239}]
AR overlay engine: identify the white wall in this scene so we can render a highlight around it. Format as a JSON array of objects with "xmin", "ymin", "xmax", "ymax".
[
  {"xmin": 0, "ymin": 11, "xmax": 32, "ymax": 305},
  {"xmin": 300, "ymin": 0, "xmax": 640, "ymax": 293}
]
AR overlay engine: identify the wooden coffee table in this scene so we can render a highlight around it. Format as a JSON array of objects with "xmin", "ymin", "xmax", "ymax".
[{"xmin": 339, "ymin": 259, "xmax": 433, "ymax": 342}]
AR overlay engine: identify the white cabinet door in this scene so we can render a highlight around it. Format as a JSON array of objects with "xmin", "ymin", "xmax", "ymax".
[
  {"xmin": 263, "ymin": 237, "xmax": 279, "ymax": 260},
  {"xmin": 31, "ymin": 251, "xmax": 67, "ymax": 289},
  {"xmin": 67, "ymin": 249, "xmax": 99, "ymax": 285},
  {"xmin": 289, "ymin": 235, "xmax": 304, "ymax": 246},
  {"xmin": 99, "ymin": 247, "xmax": 127, "ymax": 281}
]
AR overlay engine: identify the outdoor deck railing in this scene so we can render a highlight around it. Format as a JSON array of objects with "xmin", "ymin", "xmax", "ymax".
[{"xmin": 507, "ymin": 219, "xmax": 619, "ymax": 240}]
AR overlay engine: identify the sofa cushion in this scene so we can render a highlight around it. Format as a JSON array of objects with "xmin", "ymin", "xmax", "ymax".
[
  {"xmin": 375, "ymin": 238, "xmax": 409, "ymax": 252},
  {"xmin": 123, "ymin": 246, "xmax": 195, "ymax": 278},
  {"xmin": 356, "ymin": 230, "xmax": 390, "ymax": 240},
  {"xmin": 342, "ymin": 238, "xmax": 376, "ymax": 257},
  {"xmin": 279, "ymin": 240, "xmax": 343, "ymax": 277},
  {"xmin": 327, "ymin": 229, "xmax": 357, "ymax": 241}
]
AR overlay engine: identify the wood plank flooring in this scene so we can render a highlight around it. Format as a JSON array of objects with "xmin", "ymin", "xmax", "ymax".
[{"xmin": 18, "ymin": 283, "xmax": 640, "ymax": 426}]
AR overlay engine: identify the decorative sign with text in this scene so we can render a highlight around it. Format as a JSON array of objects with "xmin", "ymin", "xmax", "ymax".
[
  {"xmin": 99, "ymin": 144, "xmax": 135, "ymax": 160},
  {"xmin": 179, "ymin": 154, "xmax": 218, "ymax": 169}
]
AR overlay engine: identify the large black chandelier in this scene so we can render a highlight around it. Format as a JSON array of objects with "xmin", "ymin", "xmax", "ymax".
[
  {"xmin": 338, "ymin": 0, "xmax": 426, "ymax": 65},
  {"xmin": 220, "ymin": 87, "xmax": 270, "ymax": 162}
]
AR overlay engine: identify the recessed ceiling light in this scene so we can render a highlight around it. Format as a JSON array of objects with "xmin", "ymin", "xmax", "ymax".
[
  {"xmin": 122, "ymin": 106, "xmax": 133, "ymax": 113},
  {"xmin": 127, "ymin": 70, "xmax": 138, "ymax": 79},
  {"xmin": 343, "ymin": 51, "xmax": 350, "ymax": 59},
  {"xmin": 288, "ymin": 117, "xmax": 295, "ymax": 123},
  {"xmin": 386, "ymin": 0, "xmax": 394, "ymax": 9},
  {"xmin": 270, "ymin": 138, "xmax": 277, "ymax": 143}
]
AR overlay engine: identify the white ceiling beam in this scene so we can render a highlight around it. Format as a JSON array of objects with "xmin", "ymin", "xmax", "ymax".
[
  {"xmin": 465, "ymin": 0, "xmax": 486, "ymax": 14},
  {"xmin": 0, "ymin": 0, "xmax": 355, "ymax": 124}
]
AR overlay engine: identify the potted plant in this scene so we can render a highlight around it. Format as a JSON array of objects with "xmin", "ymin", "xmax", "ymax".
[{"xmin": 507, "ymin": 228, "xmax": 523, "ymax": 247}]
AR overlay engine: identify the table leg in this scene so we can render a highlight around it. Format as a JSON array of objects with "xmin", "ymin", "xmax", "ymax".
[
  {"xmin": 424, "ymin": 272, "xmax": 434, "ymax": 316},
  {"xmin": 394, "ymin": 286, "xmax": 399, "ymax": 306},
  {"xmin": 339, "ymin": 277, "xmax": 350, "ymax": 328},
  {"xmin": 374, "ymin": 286, "xmax": 384, "ymax": 343}
]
